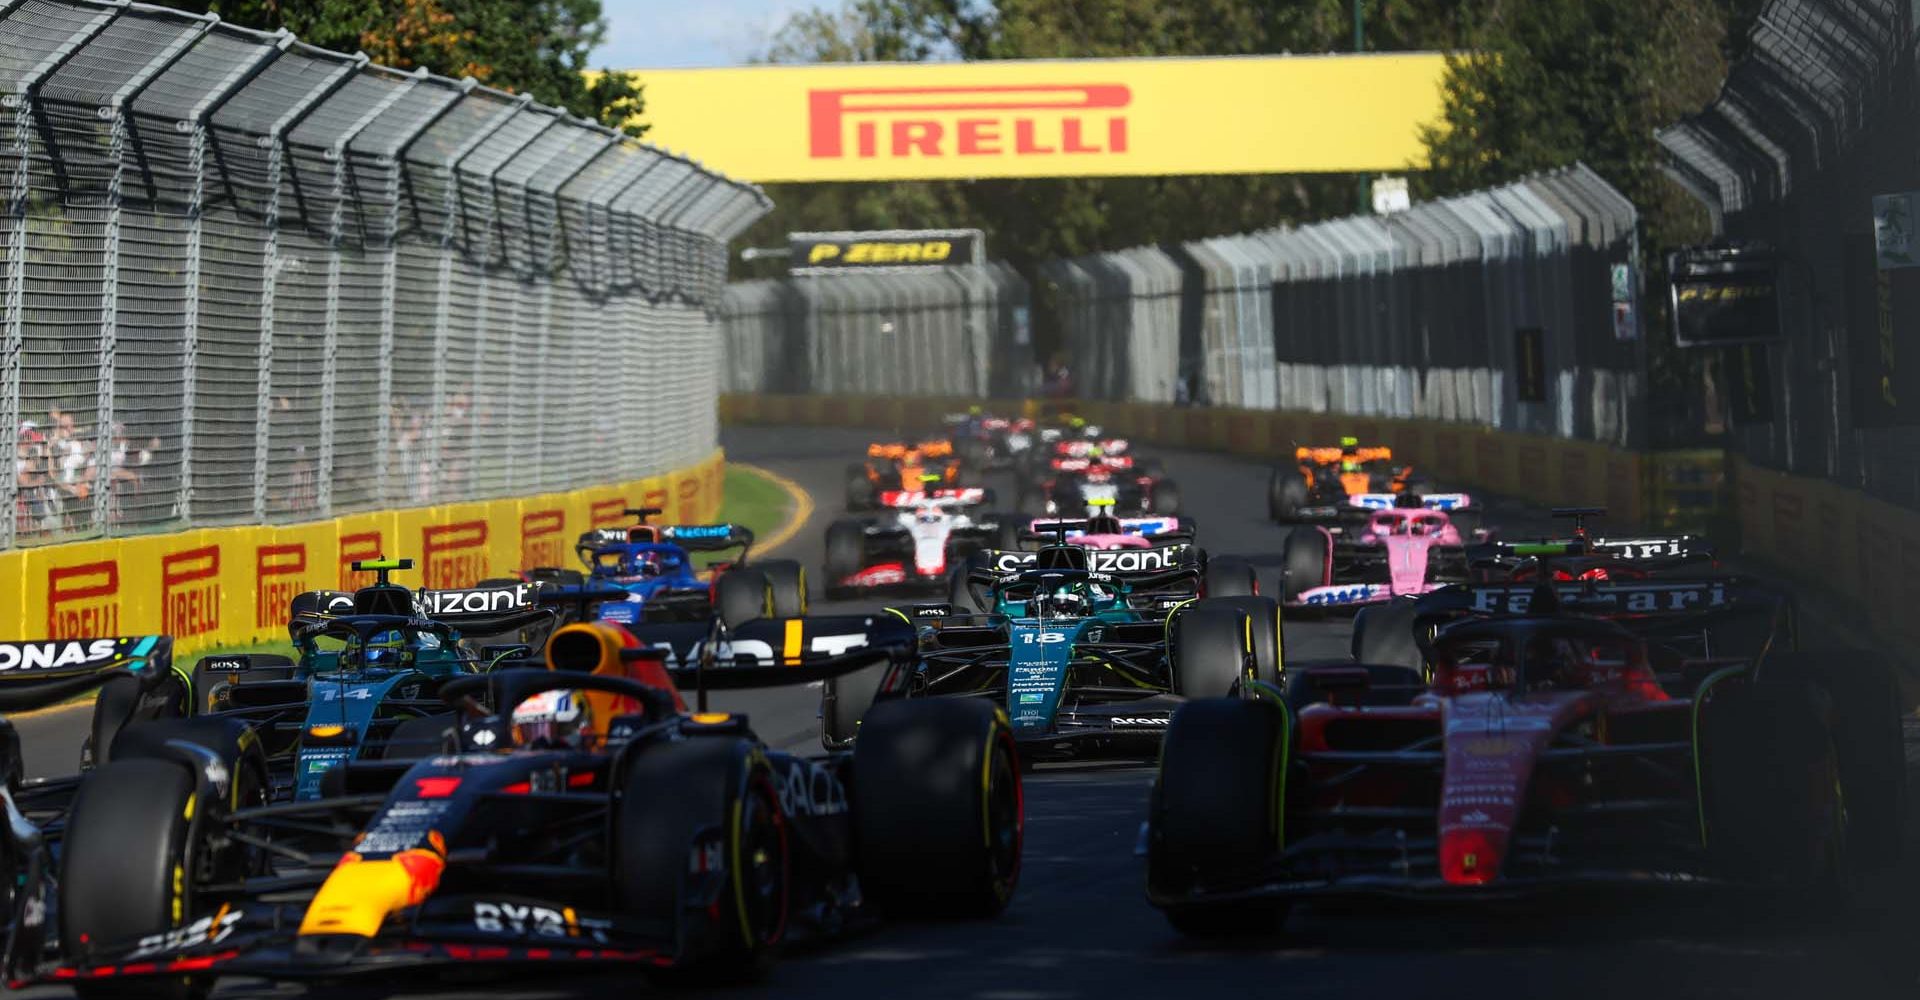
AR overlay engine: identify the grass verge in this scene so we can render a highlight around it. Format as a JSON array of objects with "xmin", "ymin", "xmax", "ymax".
[{"xmin": 719, "ymin": 464, "xmax": 801, "ymax": 552}]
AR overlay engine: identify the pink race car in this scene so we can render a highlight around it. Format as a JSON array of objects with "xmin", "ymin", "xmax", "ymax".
[{"xmin": 1280, "ymin": 504, "xmax": 1489, "ymax": 609}]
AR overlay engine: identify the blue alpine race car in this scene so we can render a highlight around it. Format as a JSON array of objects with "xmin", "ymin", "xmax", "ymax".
[{"xmin": 523, "ymin": 507, "xmax": 807, "ymax": 628}]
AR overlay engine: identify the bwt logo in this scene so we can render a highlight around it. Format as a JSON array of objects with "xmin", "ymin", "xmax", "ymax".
[
  {"xmin": 423, "ymin": 521, "xmax": 488, "ymax": 589},
  {"xmin": 256, "ymin": 544, "xmax": 308, "ymax": 629},
  {"xmin": 47, "ymin": 560, "xmax": 119, "ymax": 639},
  {"xmin": 162, "ymin": 545, "xmax": 221, "ymax": 639},
  {"xmin": 589, "ymin": 499, "xmax": 629, "ymax": 529},
  {"xmin": 338, "ymin": 532, "xmax": 384, "ymax": 590},
  {"xmin": 522, "ymin": 510, "xmax": 566, "ymax": 570},
  {"xmin": 809, "ymin": 84, "xmax": 1130, "ymax": 160}
]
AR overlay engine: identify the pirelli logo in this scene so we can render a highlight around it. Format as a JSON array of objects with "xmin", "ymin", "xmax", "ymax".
[
  {"xmin": 162, "ymin": 545, "xmax": 221, "ymax": 640},
  {"xmin": 522, "ymin": 510, "xmax": 566, "ymax": 571},
  {"xmin": 338, "ymin": 531, "xmax": 384, "ymax": 590},
  {"xmin": 423, "ymin": 521, "xmax": 489, "ymax": 589},
  {"xmin": 809, "ymin": 84, "xmax": 1130, "ymax": 161},
  {"xmin": 47, "ymin": 560, "xmax": 120, "ymax": 639}
]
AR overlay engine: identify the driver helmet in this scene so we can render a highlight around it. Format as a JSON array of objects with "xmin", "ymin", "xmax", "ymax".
[
  {"xmin": 1043, "ymin": 584, "xmax": 1087, "ymax": 617},
  {"xmin": 344, "ymin": 629, "xmax": 408, "ymax": 670},
  {"xmin": 626, "ymin": 551, "xmax": 665, "ymax": 579},
  {"xmin": 512, "ymin": 689, "xmax": 592, "ymax": 749}
]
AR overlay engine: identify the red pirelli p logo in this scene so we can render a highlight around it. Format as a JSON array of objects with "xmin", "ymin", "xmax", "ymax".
[
  {"xmin": 162, "ymin": 545, "xmax": 221, "ymax": 640},
  {"xmin": 423, "ymin": 521, "xmax": 489, "ymax": 589},
  {"xmin": 809, "ymin": 84, "xmax": 1130, "ymax": 160},
  {"xmin": 48, "ymin": 561, "xmax": 120, "ymax": 639}
]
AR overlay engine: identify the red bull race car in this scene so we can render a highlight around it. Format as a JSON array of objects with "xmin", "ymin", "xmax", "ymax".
[{"xmin": 9, "ymin": 617, "xmax": 1023, "ymax": 994}]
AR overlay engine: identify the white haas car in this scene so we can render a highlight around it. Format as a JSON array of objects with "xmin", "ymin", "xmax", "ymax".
[{"xmin": 823, "ymin": 487, "xmax": 1019, "ymax": 599}]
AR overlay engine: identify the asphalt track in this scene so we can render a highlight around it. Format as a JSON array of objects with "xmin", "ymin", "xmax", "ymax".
[{"xmin": 12, "ymin": 424, "xmax": 1920, "ymax": 999}]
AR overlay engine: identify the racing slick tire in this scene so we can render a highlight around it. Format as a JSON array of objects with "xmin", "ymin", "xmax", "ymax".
[
  {"xmin": 1148, "ymin": 697, "xmax": 1290, "ymax": 937},
  {"xmin": 1350, "ymin": 598, "xmax": 1423, "ymax": 671},
  {"xmin": 1170, "ymin": 603, "xmax": 1253, "ymax": 699},
  {"xmin": 1797, "ymin": 653, "xmax": 1906, "ymax": 875},
  {"xmin": 844, "ymin": 463, "xmax": 876, "ymax": 511},
  {"xmin": 1211, "ymin": 595, "xmax": 1283, "ymax": 689},
  {"xmin": 1204, "ymin": 555, "xmax": 1259, "ymax": 597},
  {"xmin": 1279, "ymin": 528, "xmax": 1331, "ymax": 604},
  {"xmin": 189, "ymin": 652, "xmax": 295, "ymax": 716},
  {"xmin": 1268, "ymin": 469, "xmax": 1307, "ymax": 522},
  {"xmin": 758, "ymin": 559, "xmax": 809, "ymax": 619},
  {"xmin": 87, "ymin": 670, "xmax": 190, "ymax": 769},
  {"xmin": 1696, "ymin": 659, "xmax": 1846, "ymax": 887},
  {"xmin": 617, "ymin": 736, "xmax": 788, "ymax": 982},
  {"xmin": 852, "ymin": 698, "xmax": 1021, "ymax": 917},
  {"xmin": 60, "ymin": 757, "xmax": 234, "ymax": 997},
  {"xmin": 1149, "ymin": 479, "xmax": 1183, "ymax": 515},
  {"xmin": 824, "ymin": 520, "xmax": 867, "ymax": 600},
  {"xmin": 715, "ymin": 568, "xmax": 772, "ymax": 630}
]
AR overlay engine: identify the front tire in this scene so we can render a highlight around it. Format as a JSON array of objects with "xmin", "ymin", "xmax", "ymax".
[
  {"xmin": 1268, "ymin": 470, "xmax": 1307, "ymax": 522},
  {"xmin": 714, "ymin": 569, "xmax": 771, "ymax": 630},
  {"xmin": 1208, "ymin": 595, "xmax": 1283, "ymax": 688},
  {"xmin": 1280, "ymin": 528, "xmax": 1331, "ymax": 604},
  {"xmin": 1148, "ymin": 698, "xmax": 1290, "ymax": 937},
  {"xmin": 853, "ymin": 698, "xmax": 1021, "ymax": 917}
]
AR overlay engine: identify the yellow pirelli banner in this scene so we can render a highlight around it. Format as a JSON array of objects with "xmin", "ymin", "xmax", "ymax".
[
  {"xmin": 0, "ymin": 451, "xmax": 725, "ymax": 656},
  {"xmin": 629, "ymin": 54, "xmax": 1450, "ymax": 182}
]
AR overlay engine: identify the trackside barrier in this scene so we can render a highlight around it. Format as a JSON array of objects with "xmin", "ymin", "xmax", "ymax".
[{"xmin": 0, "ymin": 451, "xmax": 724, "ymax": 657}]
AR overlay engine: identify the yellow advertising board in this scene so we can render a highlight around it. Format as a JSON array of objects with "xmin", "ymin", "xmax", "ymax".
[
  {"xmin": 629, "ymin": 54, "xmax": 1450, "ymax": 182},
  {"xmin": 0, "ymin": 450, "xmax": 725, "ymax": 656}
]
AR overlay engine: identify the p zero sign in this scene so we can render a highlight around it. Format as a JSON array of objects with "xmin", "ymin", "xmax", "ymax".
[
  {"xmin": 790, "ymin": 229, "xmax": 982, "ymax": 274},
  {"xmin": 623, "ymin": 55, "xmax": 1450, "ymax": 183}
]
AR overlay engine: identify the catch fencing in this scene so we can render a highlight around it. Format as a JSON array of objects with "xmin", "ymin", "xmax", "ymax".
[
  {"xmin": 1041, "ymin": 164, "xmax": 1644, "ymax": 447},
  {"xmin": 720, "ymin": 164, "xmax": 1642, "ymax": 449},
  {"xmin": 1657, "ymin": 0, "xmax": 1919, "ymax": 511},
  {"xmin": 1, "ymin": 0, "xmax": 767, "ymax": 551},
  {"xmin": 719, "ymin": 263, "xmax": 1034, "ymax": 399}
]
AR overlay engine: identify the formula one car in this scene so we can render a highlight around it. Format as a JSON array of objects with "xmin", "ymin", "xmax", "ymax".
[
  {"xmin": 523, "ymin": 508, "xmax": 807, "ymax": 624},
  {"xmin": 818, "ymin": 532, "xmax": 1278, "ymax": 760},
  {"xmin": 1146, "ymin": 567, "xmax": 1904, "ymax": 936},
  {"xmin": 1278, "ymin": 497, "xmax": 1488, "ymax": 609},
  {"xmin": 18, "ymin": 617, "xmax": 1023, "ymax": 994},
  {"xmin": 1465, "ymin": 507, "xmax": 1715, "ymax": 582},
  {"xmin": 822, "ymin": 485, "xmax": 1019, "ymax": 600},
  {"xmin": 846, "ymin": 439, "xmax": 965, "ymax": 510},
  {"xmin": 1269, "ymin": 438, "xmax": 1463, "ymax": 527},
  {"xmin": 109, "ymin": 559, "xmax": 563, "ymax": 802},
  {"xmin": 1022, "ymin": 504, "xmax": 1195, "ymax": 550},
  {"xmin": 1026, "ymin": 440, "xmax": 1181, "ymax": 518},
  {"xmin": 942, "ymin": 409, "xmax": 1037, "ymax": 471}
]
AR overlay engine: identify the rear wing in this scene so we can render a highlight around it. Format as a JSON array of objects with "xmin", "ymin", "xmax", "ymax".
[
  {"xmin": 878, "ymin": 487, "xmax": 992, "ymax": 508},
  {"xmin": 1022, "ymin": 516, "xmax": 1192, "ymax": 542},
  {"xmin": 571, "ymin": 522, "xmax": 754, "ymax": 564},
  {"xmin": 1417, "ymin": 577, "xmax": 1781, "ymax": 619},
  {"xmin": 613, "ymin": 614, "xmax": 918, "ymax": 697},
  {"xmin": 982, "ymin": 543, "xmax": 1192, "ymax": 575},
  {"xmin": 290, "ymin": 580, "xmax": 554, "ymax": 635},
  {"xmin": 0, "ymin": 636, "xmax": 174, "ymax": 713},
  {"xmin": 1348, "ymin": 492, "xmax": 1474, "ymax": 512},
  {"xmin": 1466, "ymin": 534, "xmax": 1714, "ymax": 569}
]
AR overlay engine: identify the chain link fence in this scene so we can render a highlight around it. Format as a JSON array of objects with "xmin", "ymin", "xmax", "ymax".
[
  {"xmin": 718, "ymin": 263, "xmax": 1034, "ymax": 398},
  {"xmin": 2, "ymin": 0, "xmax": 767, "ymax": 550},
  {"xmin": 1657, "ymin": 0, "xmax": 1919, "ymax": 510}
]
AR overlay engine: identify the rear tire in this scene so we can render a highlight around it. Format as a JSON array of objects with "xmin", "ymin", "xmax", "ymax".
[
  {"xmin": 853, "ymin": 699, "xmax": 1021, "ymax": 917},
  {"xmin": 1149, "ymin": 480, "xmax": 1182, "ymax": 516},
  {"xmin": 619, "ymin": 737, "xmax": 786, "ymax": 981},
  {"xmin": 714, "ymin": 569, "xmax": 771, "ymax": 630},
  {"xmin": 1801, "ymin": 653, "xmax": 1905, "ymax": 875},
  {"xmin": 1350, "ymin": 599, "xmax": 1423, "ymax": 670},
  {"xmin": 1698, "ymin": 661, "xmax": 1844, "ymax": 885},
  {"xmin": 1204, "ymin": 555, "xmax": 1259, "ymax": 597},
  {"xmin": 60, "ymin": 759, "xmax": 215, "ymax": 997},
  {"xmin": 758, "ymin": 559, "xmax": 809, "ymax": 618},
  {"xmin": 845, "ymin": 464, "xmax": 876, "ymax": 511},
  {"xmin": 1268, "ymin": 470, "xmax": 1307, "ymax": 522},
  {"xmin": 1280, "ymin": 528, "xmax": 1331, "ymax": 604},
  {"xmin": 1148, "ymin": 698, "xmax": 1289, "ymax": 937},
  {"xmin": 1209, "ymin": 595, "xmax": 1283, "ymax": 688},
  {"xmin": 1170, "ymin": 603, "xmax": 1251, "ymax": 699},
  {"xmin": 824, "ymin": 520, "xmax": 867, "ymax": 600}
]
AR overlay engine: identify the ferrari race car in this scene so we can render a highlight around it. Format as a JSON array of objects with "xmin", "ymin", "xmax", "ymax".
[
  {"xmin": 1278, "ymin": 498, "xmax": 1488, "ymax": 610},
  {"xmin": 1146, "ymin": 565, "xmax": 1904, "ymax": 936},
  {"xmin": 1026, "ymin": 439, "xmax": 1181, "ymax": 518},
  {"xmin": 1466, "ymin": 507, "xmax": 1716, "ymax": 583},
  {"xmin": 846, "ymin": 439, "xmax": 966, "ymax": 510},
  {"xmin": 1269, "ymin": 439, "xmax": 1455, "ymax": 526},
  {"xmin": 13, "ymin": 617, "xmax": 1023, "ymax": 994},
  {"xmin": 819, "ymin": 535, "xmax": 1279, "ymax": 760},
  {"xmin": 822, "ymin": 486, "xmax": 1019, "ymax": 600},
  {"xmin": 523, "ymin": 508, "xmax": 807, "ymax": 624}
]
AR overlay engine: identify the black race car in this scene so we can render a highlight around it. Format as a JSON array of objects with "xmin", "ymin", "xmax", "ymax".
[{"xmin": 13, "ymin": 617, "xmax": 1022, "ymax": 994}]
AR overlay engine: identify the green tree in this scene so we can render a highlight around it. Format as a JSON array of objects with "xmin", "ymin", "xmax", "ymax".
[{"xmin": 153, "ymin": 0, "xmax": 646, "ymax": 135}]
